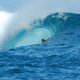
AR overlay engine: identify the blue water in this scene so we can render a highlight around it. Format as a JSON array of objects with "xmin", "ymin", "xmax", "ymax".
[{"xmin": 0, "ymin": 13, "xmax": 80, "ymax": 80}]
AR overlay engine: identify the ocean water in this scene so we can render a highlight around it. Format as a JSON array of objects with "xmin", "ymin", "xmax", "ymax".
[{"xmin": 0, "ymin": 13, "xmax": 80, "ymax": 80}]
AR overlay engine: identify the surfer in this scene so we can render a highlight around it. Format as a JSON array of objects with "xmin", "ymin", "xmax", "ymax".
[{"xmin": 42, "ymin": 38, "xmax": 49, "ymax": 43}]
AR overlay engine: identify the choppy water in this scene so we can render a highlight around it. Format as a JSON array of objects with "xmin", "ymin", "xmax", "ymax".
[{"xmin": 0, "ymin": 25, "xmax": 80, "ymax": 80}]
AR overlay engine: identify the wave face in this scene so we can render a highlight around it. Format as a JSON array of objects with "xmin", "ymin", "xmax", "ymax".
[
  {"xmin": 0, "ymin": 12, "xmax": 80, "ymax": 79},
  {"xmin": 1, "ymin": 12, "xmax": 80, "ymax": 50}
]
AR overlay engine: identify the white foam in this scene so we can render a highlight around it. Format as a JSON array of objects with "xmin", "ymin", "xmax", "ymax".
[{"xmin": 0, "ymin": 11, "xmax": 12, "ymax": 48}]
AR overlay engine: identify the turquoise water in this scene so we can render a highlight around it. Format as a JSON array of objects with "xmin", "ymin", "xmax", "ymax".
[{"xmin": 0, "ymin": 13, "xmax": 80, "ymax": 80}]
